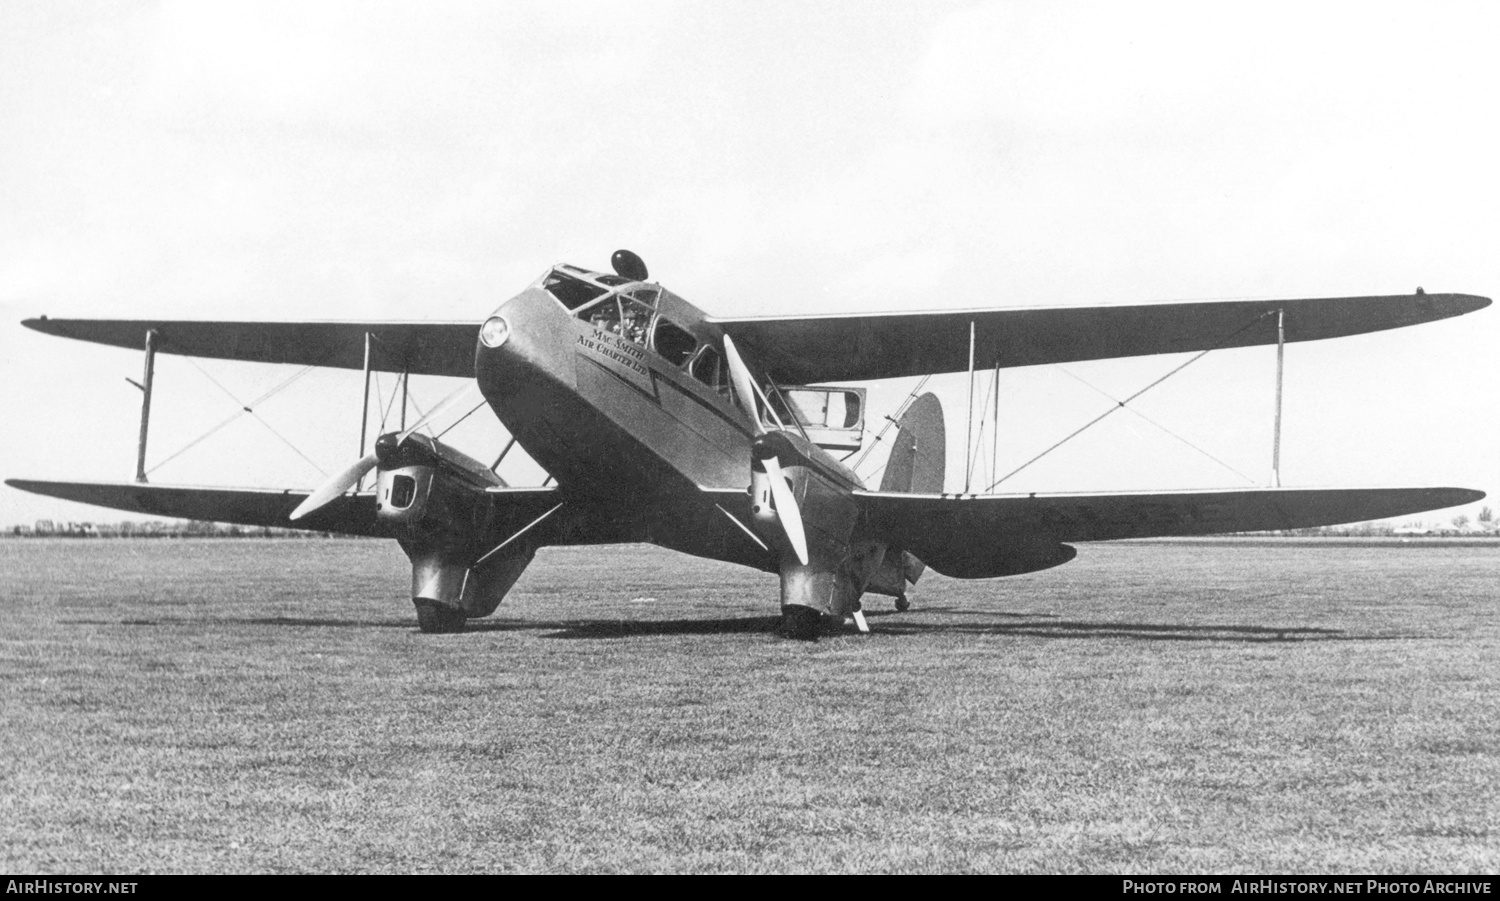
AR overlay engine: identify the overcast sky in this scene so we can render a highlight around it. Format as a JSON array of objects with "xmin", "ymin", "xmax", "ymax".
[{"xmin": 2, "ymin": 0, "xmax": 1496, "ymax": 526}]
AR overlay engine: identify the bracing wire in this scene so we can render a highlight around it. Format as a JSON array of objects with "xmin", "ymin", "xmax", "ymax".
[
  {"xmin": 984, "ymin": 311, "xmax": 1273, "ymax": 492},
  {"xmin": 147, "ymin": 360, "xmax": 324, "ymax": 477},
  {"xmin": 1050, "ymin": 364, "xmax": 1258, "ymax": 486},
  {"xmin": 378, "ymin": 371, "xmax": 402, "ymax": 434}
]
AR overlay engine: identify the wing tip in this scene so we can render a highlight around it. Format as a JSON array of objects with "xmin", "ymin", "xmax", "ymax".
[
  {"xmin": 1441, "ymin": 486, "xmax": 1487, "ymax": 506},
  {"xmin": 1445, "ymin": 293, "xmax": 1492, "ymax": 318}
]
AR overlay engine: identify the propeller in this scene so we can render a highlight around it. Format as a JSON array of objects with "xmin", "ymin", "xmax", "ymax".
[
  {"xmin": 722, "ymin": 334, "xmax": 809, "ymax": 566},
  {"xmin": 291, "ymin": 382, "xmax": 484, "ymax": 522},
  {"xmin": 756, "ymin": 444, "xmax": 809, "ymax": 565},
  {"xmin": 290, "ymin": 451, "xmax": 378, "ymax": 521}
]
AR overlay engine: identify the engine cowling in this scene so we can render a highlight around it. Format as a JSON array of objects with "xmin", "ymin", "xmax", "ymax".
[{"xmin": 372, "ymin": 432, "xmax": 494, "ymax": 537}]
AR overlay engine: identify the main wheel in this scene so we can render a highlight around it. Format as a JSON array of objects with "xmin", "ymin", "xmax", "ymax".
[
  {"xmin": 894, "ymin": 594, "xmax": 911, "ymax": 612},
  {"xmin": 780, "ymin": 605, "xmax": 822, "ymax": 641},
  {"xmin": 414, "ymin": 599, "xmax": 467, "ymax": 634}
]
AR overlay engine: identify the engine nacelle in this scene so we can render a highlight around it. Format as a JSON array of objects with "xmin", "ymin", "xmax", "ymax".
[
  {"xmin": 367, "ymin": 431, "xmax": 532, "ymax": 632},
  {"xmin": 371, "ymin": 432, "xmax": 494, "ymax": 543}
]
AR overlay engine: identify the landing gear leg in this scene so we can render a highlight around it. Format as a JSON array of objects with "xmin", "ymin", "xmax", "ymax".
[
  {"xmin": 780, "ymin": 605, "xmax": 822, "ymax": 641},
  {"xmin": 414, "ymin": 599, "xmax": 467, "ymax": 634}
]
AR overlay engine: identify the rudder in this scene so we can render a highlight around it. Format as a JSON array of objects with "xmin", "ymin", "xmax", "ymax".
[{"xmin": 880, "ymin": 392, "xmax": 945, "ymax": 494}]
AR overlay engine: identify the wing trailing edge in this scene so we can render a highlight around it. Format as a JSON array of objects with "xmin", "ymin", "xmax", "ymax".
[{"xmin": 857, "ymin": 485, "xmax": 1485, "ymax": 579}]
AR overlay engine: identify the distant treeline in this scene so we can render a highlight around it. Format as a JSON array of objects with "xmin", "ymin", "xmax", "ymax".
[
  {"xmin": 1245, "ymin": 525, "xmax": 1499, "ymax": 539},
  {"xmin": 7, "ymin": 520, "xmax": 360, "ymax": 539}
]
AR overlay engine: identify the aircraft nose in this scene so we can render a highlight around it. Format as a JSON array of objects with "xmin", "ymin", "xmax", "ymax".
[{"xmin": 475, "ymin": 287, "xmax": 577, "ymax": 411}]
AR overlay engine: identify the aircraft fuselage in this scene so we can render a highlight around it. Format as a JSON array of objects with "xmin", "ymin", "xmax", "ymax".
[{"xmin": 474, "ymin": 266, "xmax": 882, "ymax": 622}]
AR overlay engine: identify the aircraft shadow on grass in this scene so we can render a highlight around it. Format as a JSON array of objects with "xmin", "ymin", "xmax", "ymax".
[
  {"xmin": 77, "ymin": 609, "xmax": 1393, "ymax": 643},
  {"xmin": 477, "ymin": 608, "xmax": 1367, "ymax": 642},
  {"xmin": 79, "ymin": 616, "xmax": 416, "ymax": 629}
]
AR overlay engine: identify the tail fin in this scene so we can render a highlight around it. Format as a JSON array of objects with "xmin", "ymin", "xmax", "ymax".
[{"xmin": 880, "ymin": 392, "xmax": 945, "ymax": 494}]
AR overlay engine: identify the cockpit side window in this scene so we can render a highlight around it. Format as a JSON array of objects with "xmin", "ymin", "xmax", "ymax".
[
  {"xmin": 586, "ymin": 296, "xmax": 623, "ymax": 332},
  {"xmin": 653, "ymin": 319, "xmax": 697, "ymax": 366}
]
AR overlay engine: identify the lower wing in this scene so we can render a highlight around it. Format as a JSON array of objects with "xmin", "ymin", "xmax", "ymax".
[
  {"xmin": 5, "ymin": 478, "xmax": 574, "ymax": 541},
  {"xmin": 856, "ymin": 486, "xmax": 1484, "ymax": 579}
]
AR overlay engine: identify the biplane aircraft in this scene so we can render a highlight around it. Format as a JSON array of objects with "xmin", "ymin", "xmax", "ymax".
[{"xmin": 9, "ymin": 251, "xmax": 1489, "ymax": 638}]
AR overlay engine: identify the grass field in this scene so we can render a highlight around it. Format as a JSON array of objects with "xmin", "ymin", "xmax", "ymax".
[{"xmin": 1, "ymin": 537, "xmax": 1496, "ymax": 874}]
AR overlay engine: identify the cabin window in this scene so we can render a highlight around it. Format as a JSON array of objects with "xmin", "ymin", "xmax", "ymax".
[
  {"xmin": 542, "ymin": 270, "xmax": 608, "ymax": 310},
  {"xmin": 776, "ymin": 386, "xmax": 866, "ymax": 451},
  {"xmin": 690, "ymin": 345, "xmax": 727, "ymax": 392},
  {"xmin": 654, "ymin": 319, "xmax": 697, "ymax": 366},
  {"xmin": 787, "ymin": 388, "xmax": 862, "ymax": 429},
  {"xmin": 838, "ymin": 392, "xmax": 861, "ymax": 428}
]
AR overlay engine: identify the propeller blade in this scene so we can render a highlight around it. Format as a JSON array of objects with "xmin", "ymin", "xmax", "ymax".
[
  {"xmin": 290, "ymin": 452, "xmax": 378, "ymax": 521},
  {"xmin": 721, "ymin": 334, "xmax": 763, "ymax": 435},
  {"xmin": 398, "ymin": 383, "xmax": 482, "ymax": 444},
  {"xmin": 761, "ymin": 454, "xmax": 809, "ymax": 566}
]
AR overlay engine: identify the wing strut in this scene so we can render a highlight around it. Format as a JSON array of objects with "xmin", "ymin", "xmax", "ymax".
[
  {"xmin": 358, "ymin": 331, "xmax": 372, "ymax": 489},
  {"xmin": 1272, "ymin": 307, "xmax": 1285, "ymax": 487},
  {"xmin": 133, "ymin": 329, "xmax": 158, "ymax": 483}
]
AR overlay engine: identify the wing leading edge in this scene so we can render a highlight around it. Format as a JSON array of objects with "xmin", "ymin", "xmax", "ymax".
[
  {"xmin": 19, "ymin": 319, "xmax": 479, "ymax": 378},
  {"xmin": 857, "ymin": 486, "xmax": 1485, "ymax": 579},
  {"xmin": 712, "ymin": 292, "xmax": 1490, "ymax": 384},
  {"xmin": 4, "ymin": 479, "xmax": 577, "ymax": 542}
]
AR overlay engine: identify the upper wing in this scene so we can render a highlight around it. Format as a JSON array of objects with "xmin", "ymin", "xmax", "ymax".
[
  {"xmin": 856, "ymin": 486, "xmax": 1484, "ymax": 578},
  {"xmin": 711, "ymin": 292, "xmax": 1490, "ymax": 384},
  {"xmin": 20, "ymin": 319, "xmax": 479, "ymax": 377}
]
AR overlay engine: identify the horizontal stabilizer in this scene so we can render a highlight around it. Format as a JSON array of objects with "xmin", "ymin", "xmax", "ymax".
[
  {"xmin": 713, "ymin": 292, "xmax": 1490, "ymax": 384},
  {"xmin": 856, "ymin": 485, "xmax": 1484, "ymax": 579},
  {"xmin": 19, "ymin": 319, "xmax": 479, "ymax": 377}
]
